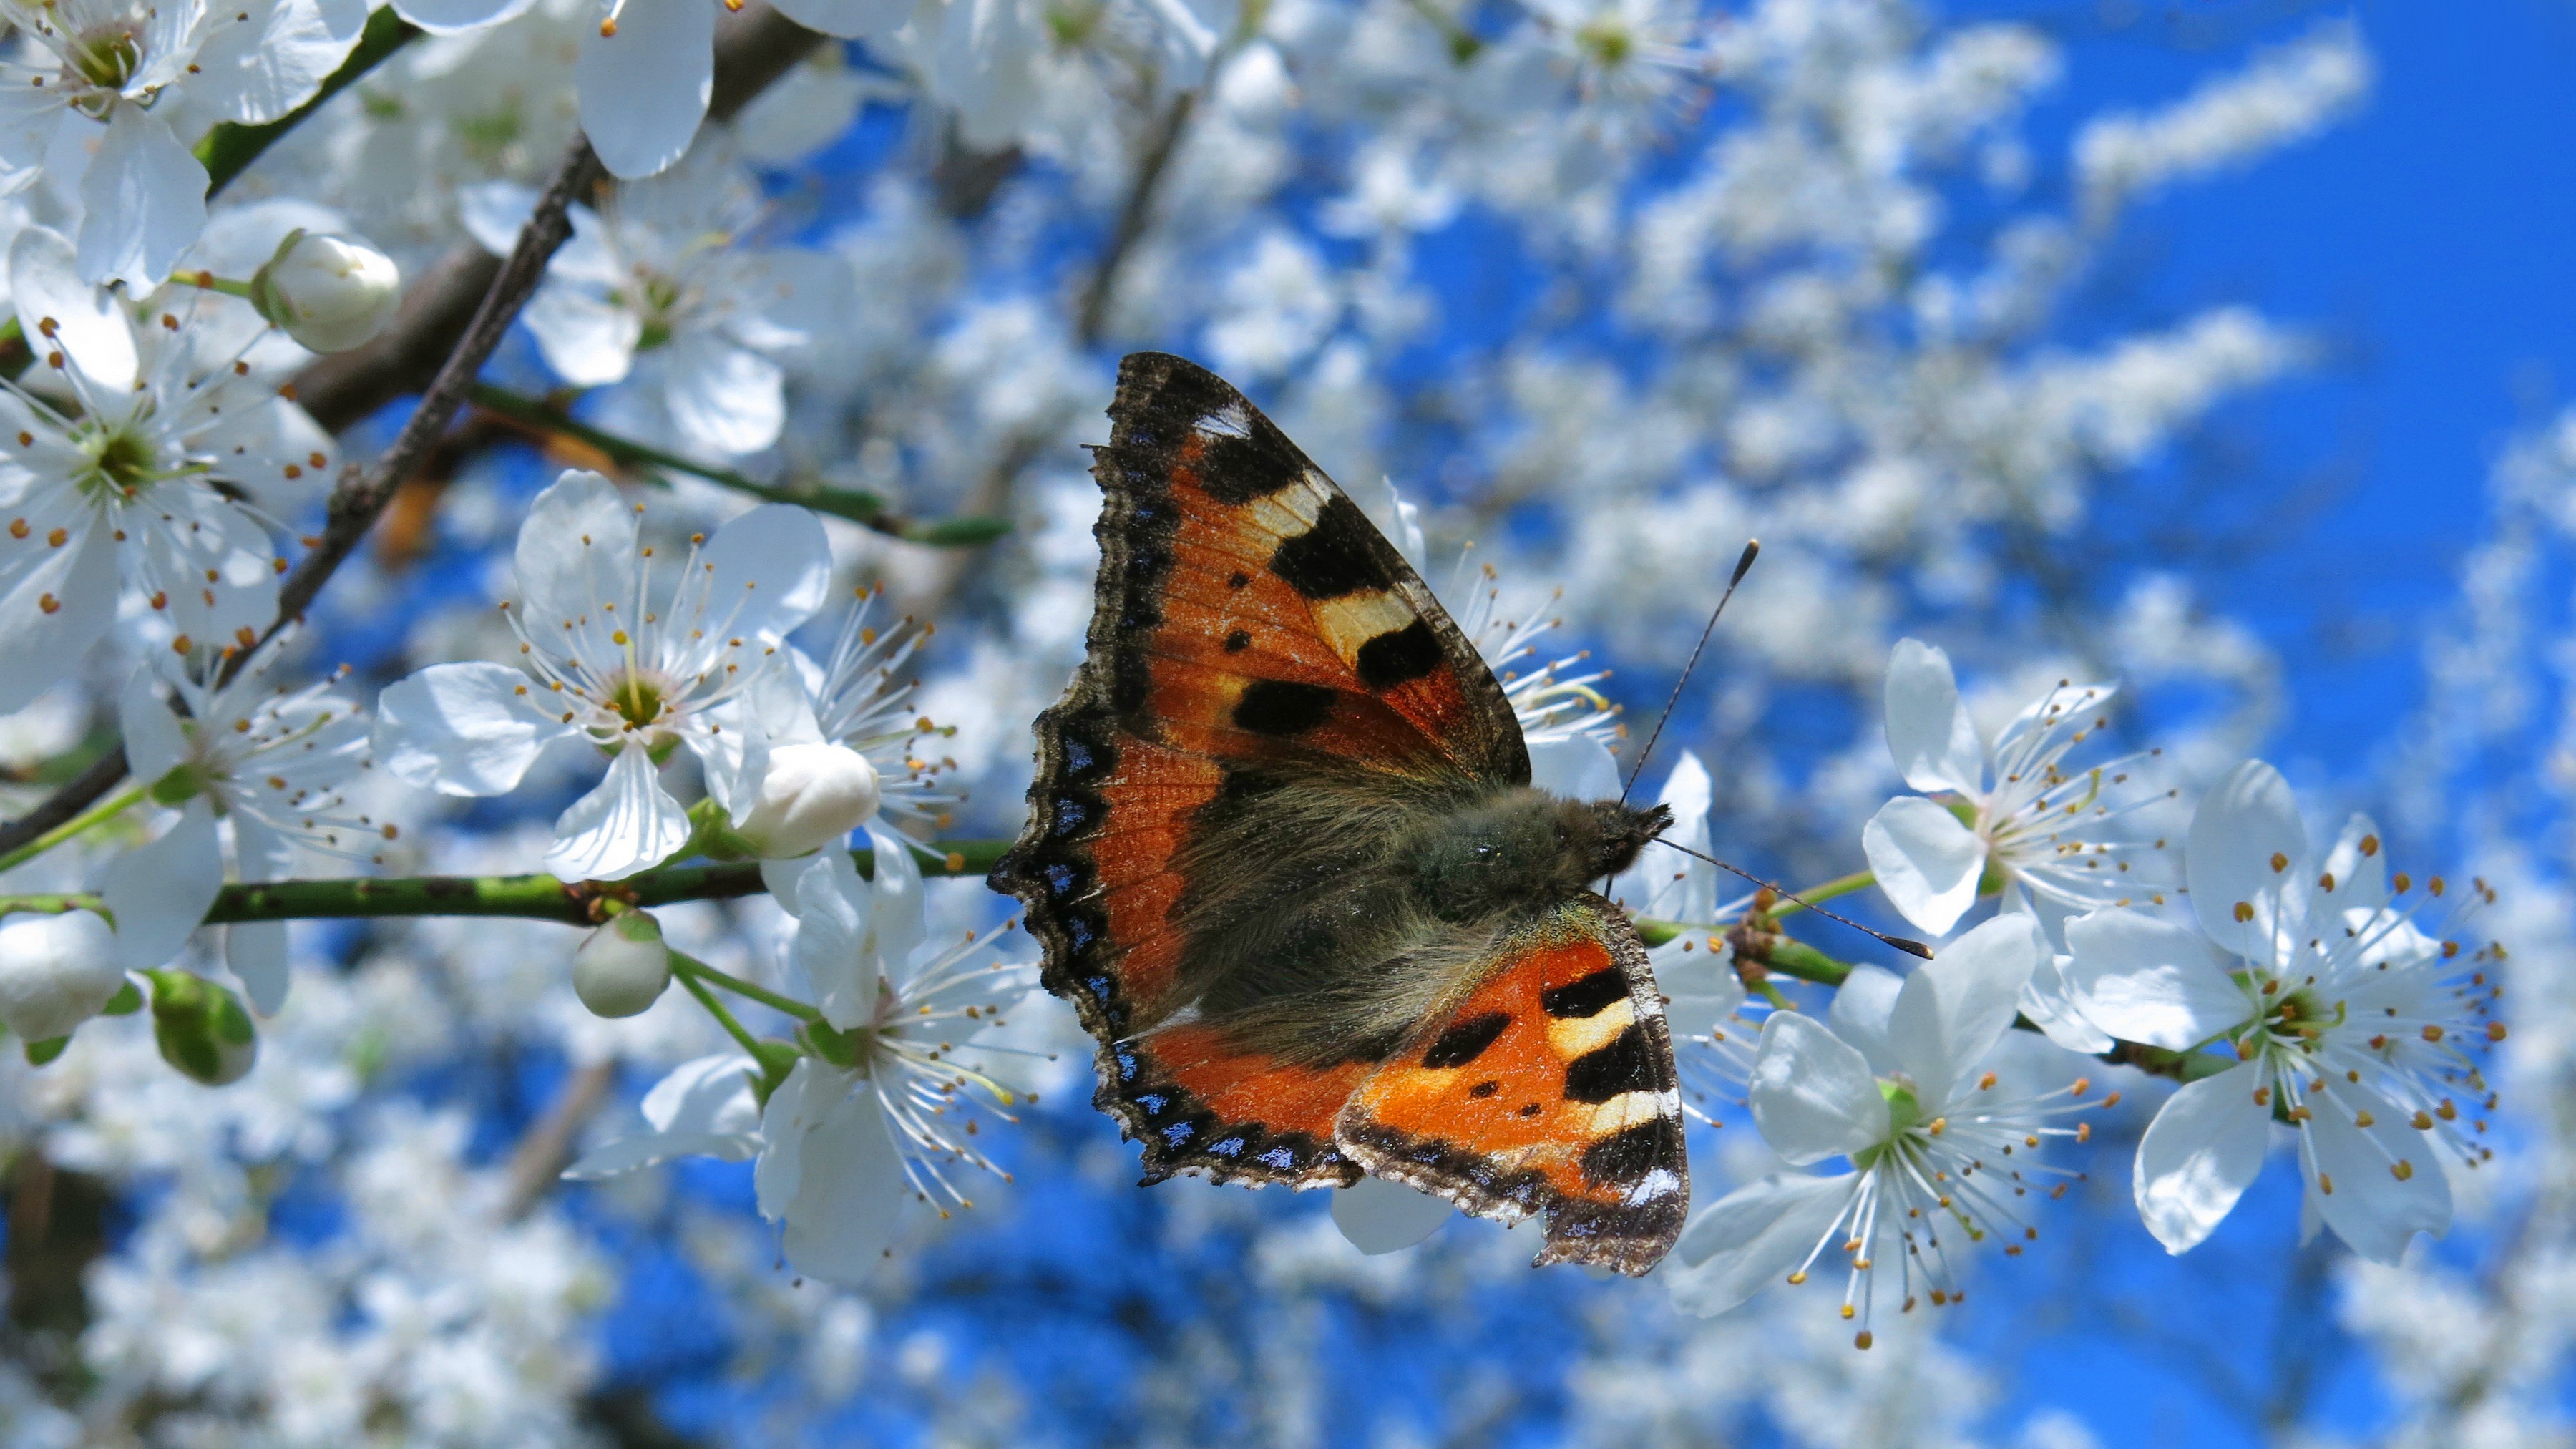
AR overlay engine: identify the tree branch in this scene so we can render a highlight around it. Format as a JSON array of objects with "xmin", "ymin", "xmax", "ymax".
[{"xmin": 0, "ymin": 841, "xmax": 1012, "ymax": 928}]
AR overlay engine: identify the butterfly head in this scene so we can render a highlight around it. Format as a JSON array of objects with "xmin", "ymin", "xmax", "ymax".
[{"xmin": 1582, "ymin": 799, "xmax": 1674, "ymax": 882}]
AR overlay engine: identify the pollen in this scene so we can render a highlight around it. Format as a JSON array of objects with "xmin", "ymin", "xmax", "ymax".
[
  {"xmin": 2234, "ymin": 902, "xmax": 2255, "ymax": 923},
  {"xmin": 36, "ymin": 592, "xmax": 57, "ymax": 614}
]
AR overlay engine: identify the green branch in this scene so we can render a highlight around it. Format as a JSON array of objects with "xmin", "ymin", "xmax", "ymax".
[
  {"xmin": 468, "ymin": 384, "xmax": 1013, "ymax": 547},
  {"xmin": 0, "ymin": 839, "xmax": 1013, "ymax": 927}
]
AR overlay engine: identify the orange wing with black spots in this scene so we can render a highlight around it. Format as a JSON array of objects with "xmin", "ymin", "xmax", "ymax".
[
  {"xmin": 990, "ymin": 352, "xmax": 1527, "ymax": 1190},
  {"xmin": 1337, "ymin": 895, "xmax": 1687, "ymax": 1276}
]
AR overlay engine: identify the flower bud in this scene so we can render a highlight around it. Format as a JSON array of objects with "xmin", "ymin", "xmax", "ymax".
[
  {"xmin": 147, "ymin": 970, "xmax": 258, "ymax": 1086},
  {"xmin": 0, "ymin": 909, "xmax": 123, "ymax": 1043},
  {"xmin": 250, "ymin": 230, "xmax": 401, "ymax": 353},
  {"xmin": 574, "ymin": 911, "xmax": 672, "ymax": 1018},
  {"xmin": 734, "ymin": 743, "xmax": 880, "ymax": 859}
]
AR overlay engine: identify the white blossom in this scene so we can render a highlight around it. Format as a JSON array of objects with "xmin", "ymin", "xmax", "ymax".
[
  {"xmin": 2059, "ymin": 759, "xmax": 2501, "ymax": 1262},
  {"xmin": 1667, "ymin": 915, "xmax": 2102, "ymax": 1347},
  {"xmin": 373, "ymin": 469, "xmax": 831, "ymax": 882},
  {"xmin": 0, "ymin": 227, "xmax": 336, "ymax": 713}
]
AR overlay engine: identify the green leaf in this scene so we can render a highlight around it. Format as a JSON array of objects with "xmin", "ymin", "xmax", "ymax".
[
  {"xmin": 24, "ymin": 1035, "xmax": 67, "ymax": 1066},
  {"xmin": 101, "ymin": 978, "xmax": 142, "ymax": 1015}
]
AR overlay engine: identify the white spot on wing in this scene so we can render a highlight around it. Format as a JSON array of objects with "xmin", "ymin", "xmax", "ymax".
[
  {"xmin": 1625, "ymin": 1168, "xmax": 1682, "ymax": 1204},
  {"xmin": 1199, "ymin": 403, "xmax": 1254, "ymax": 439}
]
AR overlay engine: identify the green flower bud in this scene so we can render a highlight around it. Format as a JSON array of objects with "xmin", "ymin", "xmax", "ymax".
[{"xmin": 147, "ymin": 970, "xmax": 258, "ymax": 1086}]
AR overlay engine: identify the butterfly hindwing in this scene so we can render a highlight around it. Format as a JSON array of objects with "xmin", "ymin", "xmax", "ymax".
[
  {"xmin": 1335, "ymin": 894, "xmax": 1689, "ymax": 1276},
  {"xmin": 992, "ymin": 352, "xmax": 1529, "ymax": 1189}
]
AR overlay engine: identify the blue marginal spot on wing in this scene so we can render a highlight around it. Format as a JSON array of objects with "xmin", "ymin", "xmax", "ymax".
[
  {"xmin": 1210, "ymin": 1136, "xmax": 1246, "ymax": 1157},
  {"xmin": 1086, "ymin": 974, "xmax": 1113, "ymax": 1001},
  {"xmin": 1136, "ymin": 1093, "xmax": 1166, "ymax": 1116},
  {"xmin": 1044, "ymin": 862, "xmax": 1078, "ymax": 896},
  {"xmin": 1163, "ymin": 1121, "xmax": 1195, "ymax": 1146},
  {"xmin": 1065, "ymin": 738, "xmax": 1093, "ymax": 771},
  {"xmin": 1068, "ymin": 917, "xmax": 1095, "ymax": 950},
  {"xmin": 1259, "ymin": 1146, "xmax": 1296, "ymax": 1170},
  {"xmin": 1052, "ymin": 796, "xmax": 1091, "ymax": 836},
  {"xmin": 1116, "ymin": 1048, "xmax": 1139, "ymax": 1080}
]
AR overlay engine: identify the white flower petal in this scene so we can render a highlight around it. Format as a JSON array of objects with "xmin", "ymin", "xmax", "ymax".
[
  {"xmin": 392, "ymin": 0, "xmax": 538, "ymax": 34},
  {"xmin": 117, "ymin": 670, "xmax": 190, "ymax": 783},
  {"xmin": 563, "ymin": 1128, "xmax": 760, "ymax": 1179},
  {"xmin": 1888, "ymin": 912, "xmax": 2041, "ymax": 1102},
  {"xmin": 2060, "ymin": 907, "xmax": 2250, "ymax": 1050},
  {"xmin": 2185, "ymin": 758, "xmax": 2309, "ymax": 955},
  {"xmin": 699, "ymin": 501, "xmax": 833, "ymax": 645},
  {"xmin": 2019, "ymin": 952, "xmax": 2114, "ymax": 1055},
  {"xmin": 754, "ymin": 1057, "xmax": 826, "ymax": 1216},
  {"xmin": 862, "ymin": 822, "xmax": 926, "ymax": 970},
  {"xmin": 0, "ymin": 82, "xmax": 62, "ymax": 192},
  {"xmin": 374, "ymin": 661, "xmax": 579, "ymax": 796},
  {"xmin": 2133, "ymin": 1058, "xmax": 2271, "ymax": 1254},
  {"xmin": 522, "ymin": 283, "xmax": 642, "ymax": 387},
  {"xmin": 791, "ymin": 849, "xmax": 875, "ymax": 1032},
  {"xmin": 182, "ymin": 0, "xmax": 371, "ymax": 125},
  {"xmin": 1667, "ymin": 1171, "xmax": 1855, "ymax": 1317},
  {"xmin": 576, "ymin": 0, "xmax": 716, "ymax": 181},
  {"xmin": 1861, "ymin": 796, "xmax": 1986, "ymax": 937},
  {"xmin": 545, "ymin": 743, "xmax": 691, "ymax": 882},
  {"xmin": 2301, "ymin": 1081, "xmax": 2449, "ymax": 1266},
  {"xmin": 515, "ymin": 469, "xmax": 640, "ymax": 630},
  {"xmin": 642, "ymin": 1053, "xmax": 763, "ymax": 1137},
  {"xmin": 2317, "ymin": 812, "xmax": 2391, "ymax": 916},
  {"xmin": 1825, "ymin": 962, "xmax": 1903, "ymax": 1076},
  {"xmin": 1527, "ymin": 733, "xmax": 1621, "ymax": 799},
  {"xmin": 0, "ymin": 520, "xmax": 115, "ymax": 714},
  {"xmin": 102, "ymin": 800, "xmax": 224, "ymax": 970},
  {"xmin": 781, "ymin": 1088, "xmax": 907, "ymax": 1287},
  {"xmin": 1331, "ymin": 1176, "xmax": 1455, "ymax": 1254},
  {"xmin": 457, "ymin": 180, "xmax": 539, "ymax": 255},
  {"xmin": 10, "ymin": 225, "xmax": 136, "ymax": 387},
  {"xmin": 663, "ymin": 333, "xmax": 784, "ymax": 457},
  {"xmin": 1883, "ymin": 638, "xmax": 1984, "ymax": 795},
  {"xmin": 224, "ymin": 814, "xmax": 297, "ymax": 1013},
  {"xmin": 77, "ymin": 106, "xmax": 208, "ymax": 293},
  {"xmin": 1747, "ymin": 1011, "xmax": 1890, "ymax": 1166}
]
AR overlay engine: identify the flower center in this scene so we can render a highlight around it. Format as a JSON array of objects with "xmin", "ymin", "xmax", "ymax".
[
  {"xmin": 623, "ymin": 270, "xmax": 686, "ymax": 352},
  {"xmin": 602, "ymin": 668, "xmax": 668, "ymax": 731},
  {"xmin": 70, "ymin": 25, "xmax": 142, "ymax": 89},
  {"xmin": 1577, "ymin": 18, "xmax": 1634, "ymax": 68},
  {"xmin": 77, "ymin": 422, "xmax": 160, "ymax": 502}
]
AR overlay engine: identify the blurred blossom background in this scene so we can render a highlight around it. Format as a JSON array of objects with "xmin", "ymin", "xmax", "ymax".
[{"xmin": 3, "ymin": 0, "xmax": 2574, "ymax": 1445}]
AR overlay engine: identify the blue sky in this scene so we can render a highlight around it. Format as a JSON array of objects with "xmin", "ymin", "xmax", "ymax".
[{"xmin": 2025, "ymin": 1, "xmax": 2576, "ymax": 778}]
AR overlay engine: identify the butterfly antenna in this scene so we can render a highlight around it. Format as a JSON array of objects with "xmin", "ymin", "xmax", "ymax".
[
  {"xmin": 1650, "ymin": 836, "xmax": 1933, "ymax": 960},
  {"xmin": 1619, "ymin": 540, "xmax": 1760, "ymax": 806}
]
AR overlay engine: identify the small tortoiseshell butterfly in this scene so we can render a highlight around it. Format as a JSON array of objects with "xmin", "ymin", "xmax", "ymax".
[{"xmin": 990, "ymin": 353, "xmax": 1688, "ymax": 1274}]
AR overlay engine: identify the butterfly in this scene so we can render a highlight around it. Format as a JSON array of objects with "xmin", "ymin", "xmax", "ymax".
[{"xmin": 989, "ymin": 352, "xmax": 1689, "ymax": 1274}]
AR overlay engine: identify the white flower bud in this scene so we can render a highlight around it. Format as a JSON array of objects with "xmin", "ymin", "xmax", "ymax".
[
  {"xmin": 735, "ymin": 743, "xmax": 880, "ymax": 859},
  {"xmin": 575, "ymin": 911, "xmax": 672, "ymax": 1018},
  {"xmin": 0, "ymin": 910, "xmax": 123, "ymax": 1043},
  {"xmin": 250, "ymin": 231, "xmax": 402, "ymax": 353}
]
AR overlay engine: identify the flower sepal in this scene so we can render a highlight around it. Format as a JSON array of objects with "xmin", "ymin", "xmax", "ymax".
[{"xmin": 746, "ymin": 1037, "xmax": 804, "ymax": 1106}]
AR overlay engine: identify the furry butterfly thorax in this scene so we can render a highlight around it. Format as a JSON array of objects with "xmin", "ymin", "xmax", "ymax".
[{"xmin": 990, "ymin": 352, "xmax": 1690, "ymax": 1274}]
